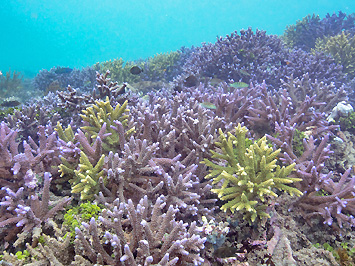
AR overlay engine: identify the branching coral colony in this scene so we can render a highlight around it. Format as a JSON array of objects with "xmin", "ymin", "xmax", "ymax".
[
  {"xmin": 2, "ymin": 11, "xmax": 355, "ymax": 266},
  {"xmin": 203, "ymin": 124, "xmax": 302, "ymax": 223}
]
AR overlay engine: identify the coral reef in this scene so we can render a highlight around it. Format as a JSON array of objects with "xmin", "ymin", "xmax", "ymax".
[
  {"xmin": 0, "ymin": 69, "xmax": 32, "ymax": 102},
  {"xmin": 3, "ymin": 15, "xmax": 355, "ymax": 265}
]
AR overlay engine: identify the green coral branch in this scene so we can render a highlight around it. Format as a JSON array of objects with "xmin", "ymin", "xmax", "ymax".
[
  {"xmin": 203, "ymin": 124, "xmax": 302, "ymax": 223},
  {"xmin": 71, "ymin": 152, "xmax": 106, "ymax": 200},
  {"xmin": 313, "ymin": 32, "xmax": 355, "ymax": 78},
  {"xmin": 80, "ymin": 97, "xmax": 135, "ymax": 151}
]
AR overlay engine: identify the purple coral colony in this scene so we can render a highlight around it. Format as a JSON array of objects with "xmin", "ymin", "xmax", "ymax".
[{"xmin": 1, "ymin": 11, "xmax": 355, "ymax": 266}]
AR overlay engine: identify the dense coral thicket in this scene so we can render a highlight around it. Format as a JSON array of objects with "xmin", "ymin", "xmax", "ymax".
[
  {"xmin": 181, "ymin": 28, "xmax": 346, "ymax": 89},
  {"xmin": 283, "ymin": 11, "xmax": 355, "ymax": 51},
  {"xmin": 33, "ymin": 66, "xmax": 96, "ymax": 92},
  {"xmin": 314, "ymin": 32, "xmax": 355, "ymax": 78}
]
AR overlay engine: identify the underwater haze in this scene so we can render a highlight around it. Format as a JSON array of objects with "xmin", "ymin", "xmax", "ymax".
[{"xmin": 1, "ymin": 0, "xmax": 354, "ymax": 77}]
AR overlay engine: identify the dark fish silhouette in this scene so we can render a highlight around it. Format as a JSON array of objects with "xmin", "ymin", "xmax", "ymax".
[
  {"xmin": 183, "ymin": 75, "xmax": 198, "ymax": 87},
  {"xmin": 1, "ymin": 99, "xmax": 21, "ymax": 107},
  {"xmin": 130, "ymin": 66, "xmax": 143, "ymax": 75},
  {"xmin": 54, "ymin": 67, "xmax": 73, "ymax": 74}
]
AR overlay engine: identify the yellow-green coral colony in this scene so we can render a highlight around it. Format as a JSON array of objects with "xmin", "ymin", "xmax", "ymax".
[
  {"xmin": 80, "ymin": 97, "xmax": 135, "ymax": 151},
  {"xmin": 71, "ymin": 152, "xmax": 106, "ymax": 200},
  {"xmin": 313, "ymin": 32, "xmax": 355, "ymax": 77},
  {"xmin": 203, "ymin": 124, "xmax": 302, "ymax": 223},
  {"xmin": 94, "ymin": 51, "xmax": 180, "ymax": 83},
  {"xmin": 55, "ymin": 98, "xmax": 135, "ymax": 200}
]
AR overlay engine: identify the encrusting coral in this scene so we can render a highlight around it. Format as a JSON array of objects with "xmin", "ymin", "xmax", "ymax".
[{"xmin": 203, "ymin": 124, "xmax": 302, "ymax": 223}]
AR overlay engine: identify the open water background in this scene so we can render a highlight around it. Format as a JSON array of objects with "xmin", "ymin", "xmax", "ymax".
[{"xmin": 1, "ymin": 0, "xmax": 354, "ymax": 78}]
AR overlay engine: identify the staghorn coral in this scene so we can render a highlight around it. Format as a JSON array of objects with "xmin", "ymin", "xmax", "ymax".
[
  {"xmin": 181, "ymin": 27, "xmax": 346, "ymax": 90},
  {"xmin": 0, "ymin": 122, "xmax": 19, "ymax": 189},
  {"xmin": 245, "ymin": 79, "xmax": 339, "ymax": 138},
  {"xmin": 203, "ymin": 124, "xmax": 302, "ymax": 222},
  {"xmin": 314, "ymin": 32, "xmax": 355, "ymax": 78},
  {"xmin": 0, "ymin": 122, "xmax": 61, "ymax": 192},
  {"xmin": 74, "ymin": 195, "xmax": 206, "ymax": 265},
  {"xmin": 283, "ymin": 11, "xmax": 355, "ymax": 51},
  {"xmin": 56, "ymin": 70, "xmax": 130, "ymax": 122},
  {"xmin": 0, "ymin": 172, "xmax": 71, "ymax": 249},
  {"xmin": 183, "ymin": 28, "xmax": 287, "ymax": 86},
  {"xmin": 94, "ymin": 58, "xmax": 142, "ymax": 84},
  {"xmin": 283, "ymin": 14, "xmax": 323, "ymax": 50},
  {"xmin": 279, "ymin": 73, "xmax": 347, "ymax": 114},
  {"xmin": 57, "ymin": 122, "xmax": 108, "ymax": 199},
  {"xmin": 80, "ymin": 97, "xmax": 135, "ymax": 152},
  {"xmin": 71, "ymin": 151, "xmax": 106, "ymax": 201},
  {"xmin": 33, "ymin": 66, "xmax": 96, "ymax": 92},
  {"xmin": 57, "ymin": 85, "xmax": 92, "ymax": 113},
  {"xmin": 93, "ymin": 70, "xmax": 128, "ymax": 101},
  {"xmin": 5, "ymin": 103, "xmax": 61, "ymax": 143},
  {"xmin": 95, "ymin": 50, "xmax": 184, "ymax": 84},
  {"xmin": 101, "ymin": 137, "xmax": 162, "ymax": 204},
  {"xmin": 267, "ymin": 122, "xmax": 355, "ymax": 229},
  {"xmin": 296, "ymin": 168, "xmax": 355, "ymax": 229}
]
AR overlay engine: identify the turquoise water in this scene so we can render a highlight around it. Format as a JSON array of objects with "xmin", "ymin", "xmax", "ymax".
[{"xmin": 1, "ymin": 0, "xmax": 354, "ymax": 77}]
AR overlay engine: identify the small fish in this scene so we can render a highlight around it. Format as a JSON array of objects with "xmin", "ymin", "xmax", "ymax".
[
  {"xmin": 130, "ymin": 66, "xmax": 143, "ymax": 75},
  {"xmin": 116, "ymin": 84, "xmax": 126, "ymax": 95},
  {"xmin": 239, "ymin": 69, "xmax": 250, "ymax": 76},
  {"xmin": 183, "ymin": 75, "xmax": 198, "ymax": 87},
  {"xmin": 229, "ymin": 82, "xmax": 249, "ymax": 88},
  {"xmin": 140, "ymin": 95, "xmax": 150, "ymax": 101},
  {"xmin": 281, "ymin": 60, "xmax": 291, "ymax": 66},
  {"xmin": 0, "ymin": 71, "xmax": 2, "ymax": 76},
  {"xmin": 200, "ymin": 102, "xmax": 216, "ymax": 109},
  {"xmin": 1, "ymin": 99, "xmax": 21, "ymax": 107},
  {"xmin": 54, "ymin": 67, "xmax": 73, "ymax": 74},
  {"xmin": 209, "ymin": 78, "xmax": 224, "ymax": 86}
]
